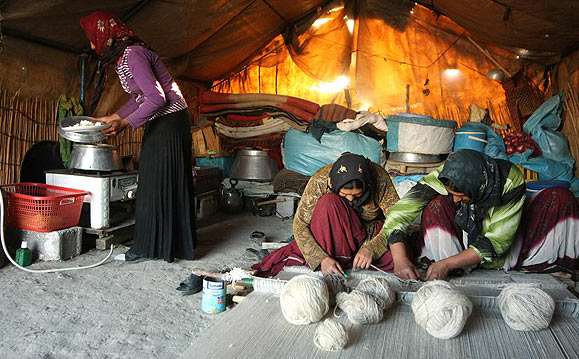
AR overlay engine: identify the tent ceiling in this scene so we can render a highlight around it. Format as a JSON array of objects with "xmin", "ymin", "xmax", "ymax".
[{"xmin": 1, "ymin": 0, "xmax": 579, "ymax": 82}]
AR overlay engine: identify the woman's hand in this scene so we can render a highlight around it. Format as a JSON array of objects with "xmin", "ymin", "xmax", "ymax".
[
  {"xmin": 393, "ymin": 257, "xmax": 421, "ymax": 280},
  {"xmin": 93, "ymin": 114, "xmax": 129, "ymax": 137},
  {"xmin": 390, "ymin": 242, "xmax": 420, "ymax": 280},
  {"xmin": 353, "ymin": 247, "xmax": 373, "ymax": 269},
  {"xmin": 425, "ymin": 260, "xmax": 451, "ymax": 281},
  {"xmin": 321, "ymin": 256, "xmax": 345, "ymax": 276}
]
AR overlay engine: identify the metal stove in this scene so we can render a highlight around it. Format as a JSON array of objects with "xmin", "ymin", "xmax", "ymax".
[{"xmin": 45, "ymin": 168, "xmax": 138, "ymax": 229}]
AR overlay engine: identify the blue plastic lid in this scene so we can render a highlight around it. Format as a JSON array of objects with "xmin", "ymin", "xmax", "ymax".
[
  {"xmin": 526, "ymin": 180, "xmax": 570, "ymax": 191},
  {"xmin": 386, "ymin": 114, "xmax": 457, "ymax": 128}
]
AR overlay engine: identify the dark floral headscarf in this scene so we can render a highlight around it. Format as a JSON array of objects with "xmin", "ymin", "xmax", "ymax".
[
  {"xmin": 328, "ymin": 153, "xmax": 372, "ymax": 212},
  {"xmin": 80, "ymin": 11, "xmax": 135, "ymax": 56},
  {"xmin": 438, "ymin": 149, "xmax": 525, "ymax": 243},
  {"xmin": 80, "ymin": 11, "xmax": 145, "ymax": 114}
]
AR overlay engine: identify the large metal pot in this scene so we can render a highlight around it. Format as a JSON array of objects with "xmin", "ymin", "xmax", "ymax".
[
  {"xmin": 68, "ymin": 144, "xmax": 122, "ymax": 171},
  {"xmin": 228, "ymin": 150, "xmax": 279, "ymax": 181}
]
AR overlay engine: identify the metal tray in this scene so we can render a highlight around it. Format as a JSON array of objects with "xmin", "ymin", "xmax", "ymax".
[
  {"xmin": 59, "ymin": 116, "xmax": 110, "ymax": 133},
  {"xmin": 58, "ymin": 126, "xmax": 105, "ymax": 144},
  {"xmin": 389, "ymin": 152, "xmax": 447, "ymax": 164}
]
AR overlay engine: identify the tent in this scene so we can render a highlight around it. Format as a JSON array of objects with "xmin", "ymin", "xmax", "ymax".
[{"xmin": 1, "ymin": 0, "xmax": 579, "ymax": 183}]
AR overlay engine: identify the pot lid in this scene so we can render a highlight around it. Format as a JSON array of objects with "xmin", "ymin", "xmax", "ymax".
[
  {"xmin": 235, "ymin": 149, "xmax": 269, "ymax": 157},
  {"xmin": 73, "ymin": 143, "xmax": 118, "ymax": 150}
]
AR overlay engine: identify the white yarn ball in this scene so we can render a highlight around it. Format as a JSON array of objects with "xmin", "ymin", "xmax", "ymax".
[
  {"xmin": 314, "ymin": 318, "xmax": 348, "ymax": 351},
  {"xmin": 323, "ymin": 274, "xmax": 347, "ymax": 307},
  {"xmin": 356, "ymin": 277, "xmax": 397, "ymax": 309},
  {"xmin": 336, "ymin": 290, "xmax": 384, "ymax": 324},
  {"xmin": 280, "ymin": 275, "xmax": 329, "ymax": 325},
  {"xmin": 411, "ymin": 280, "xmax": 473, "ymax": 339},
  {"xmin": 498, "ymin": 284, "xmax": 555, "ymax": 331}
]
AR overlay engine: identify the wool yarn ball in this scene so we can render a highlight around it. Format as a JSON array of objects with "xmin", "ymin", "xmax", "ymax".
[
  {"xmin": 411, "ymin": 280, "xmax": 473, "ymax": 339},
  {"xmin": 356, "ymin": 277, "xmax": 397, "ymax": 309},
  {"xmin": 336, "ymin": 290, "xmax": 384, "ymax": 324},
  {"xmin": 323, "ymin": 274, "xmax": 347, "ymax": 307},
  {"xmin": 280, "ymin": 275, "xmax": 329, "ymax": 325},
  {"xmin": 313, "ymin": 318, "xmax": 348, "ymax": 351},
  {"xmin": 498, "ymin": 284, "xmax": 555, "ymax": 331}
]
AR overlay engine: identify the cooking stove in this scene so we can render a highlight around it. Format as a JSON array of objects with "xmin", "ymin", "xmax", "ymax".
[{"xmin": 45, "ymin": 168, "xmax": 138, "ymax": 229}]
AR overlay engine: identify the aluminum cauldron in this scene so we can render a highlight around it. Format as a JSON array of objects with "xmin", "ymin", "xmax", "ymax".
[
  {"xmin": 228, "ymin": 150, "xmax": 279, "ymax": 181},
  {"xmin": 68, "ymin": 144, "xmax": 122, "ymax": 171}
]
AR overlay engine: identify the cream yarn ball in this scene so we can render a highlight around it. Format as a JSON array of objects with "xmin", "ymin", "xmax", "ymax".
[
  {"xmin": 323, "ymin": 274, "xmax": 347, "ymax": 307},
  {"xmin": 336, "ymin": 290, "xmax": 384, "ymax": 324},
  {"xmin": 411, "ymin": 280, "xmax": 473, "ymax": 339},
  {"xmin": 280, "ymin": 275, "xmax": 329, "ymax": 325},
  {"xmin": 498, "ymin": 284, "xmax": 555, "ymax": 331},
  {"xmin": 356, "ymin": 277, "xmax": 397, "ymax": 309},
  {"xmin": 314, "ymin": 318, "xmax": 348, "ymax": 351}
]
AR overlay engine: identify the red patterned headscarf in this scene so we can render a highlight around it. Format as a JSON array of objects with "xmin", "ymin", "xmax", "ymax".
[{"xmin": 80, "ymin": 11, "xmax": 135, "ymax": 56}]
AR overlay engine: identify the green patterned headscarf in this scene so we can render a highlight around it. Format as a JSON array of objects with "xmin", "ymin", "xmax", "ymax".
[{"xmin": 438, "ymin": 150, "xmax": 524, "ymax": 242}]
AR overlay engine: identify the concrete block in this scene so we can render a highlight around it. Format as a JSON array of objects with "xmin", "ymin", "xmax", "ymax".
[{"xmin": 5, "ymin": 226, "xmax": 82, "ymax": 261}]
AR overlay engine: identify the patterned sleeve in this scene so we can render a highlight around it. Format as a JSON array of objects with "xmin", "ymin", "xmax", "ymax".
[
  {"xmin": 292, "ymin": 168, "xmax": 331, "ymax": 270},
  {"xmin": 361, "ymin": 166, "xmax": 400, "ymax": 259},
  {"xmin": 472, "ymin": 165, "xmax": 525, "ymax": 265},
  {"xmin": 381, "ymin": 167, "xmax": 443, "ymax": 245}
]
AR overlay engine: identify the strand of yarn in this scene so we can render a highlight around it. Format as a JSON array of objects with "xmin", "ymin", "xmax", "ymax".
[
  {"xmin": 280, "ymin": 275, "xmax": 329, "ymax": 325},
  {"xmin": 411, "ymin": 280, "xmax": 472, "ymax": 339},
  {"xmin": 498, "ymin": 283, "xmax": 555, "ymax": 331},
  {"xmin": 253, "ymin": 277, "xmax": 288, "ymax": 295},
  {"xmin": 314, "ymin": 318, "xmax": 349, "ymax": 351},
  {"xmin": 356, "ymin": 277, "xmax": 397, "ymax": 309},
  {"xmin": 336, "ymin": 290, "xmax": 384, "ymax": 324}
]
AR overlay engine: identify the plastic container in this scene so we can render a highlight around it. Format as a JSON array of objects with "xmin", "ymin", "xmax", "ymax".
[
  {"xmin": 386, "ymin": 114, "xmax": 457, "ymax": 154},
  {"xmin": 15, "ymin": 241, "xmax": 32, "ymax": 267},
  {"xmin": 0, "ymin": 183, "xmax": 88, "ymax": 232},
  {"xmin": 195, "ymin": 157, "xmax": 234, "ymax": 177},
  {"xmin": 525, "ymin": 180, "xmax": 570, "ymax": 197},
  {"xmin": 454, "ymin": 129, "xmax": 487, "ymax": 152}
]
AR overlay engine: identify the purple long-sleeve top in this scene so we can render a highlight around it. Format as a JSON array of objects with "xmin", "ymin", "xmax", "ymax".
[{"xmin": 114, "ymin": 45, "xmax": 187, "ymax": 128}]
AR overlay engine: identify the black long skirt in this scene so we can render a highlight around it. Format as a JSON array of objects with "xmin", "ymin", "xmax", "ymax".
[{"xmin": 131, "ymin": 109, "xmax": 196, "ymax": 262}]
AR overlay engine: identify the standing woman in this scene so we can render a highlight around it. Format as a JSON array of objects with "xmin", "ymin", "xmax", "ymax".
[{"xmin": 80, "ymin": 11, "xmax": 196, "ymax": 262}]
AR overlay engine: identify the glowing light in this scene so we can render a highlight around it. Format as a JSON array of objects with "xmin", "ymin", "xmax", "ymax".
[
  {"xmin": 443, "ymin": 69, "xmax": 461, "ymax": 78},
  {"xmin": 313, "ymin": 18, "xmax": 330, "ymax": 28},
  {"xmin": 358, "ymin": 103, "xmax": 372, "ymax": 111},
  {"xmin": 329, "ymin": 6, "xmax": 344, "ymax": 13},
  {"xmin": 516, "ymin": 55, "xmax": 520, "ymax": 59},
  {"xmin": 410, "ymin": 10, "xmax": 414, "ymax": 14},
  {"xmin": 346, "ymin": 19, "xmax": 354, "ymax": 33},
  {"xmin": 310, "ymin": 76, "xmax": 350, "ymax": 93}
]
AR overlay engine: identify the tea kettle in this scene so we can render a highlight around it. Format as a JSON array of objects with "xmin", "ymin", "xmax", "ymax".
[{"xmin": 220, "ymin": 179, "xmax": 243, "ymax": 214}]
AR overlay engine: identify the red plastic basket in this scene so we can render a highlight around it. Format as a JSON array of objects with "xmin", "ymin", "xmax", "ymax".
[{"xmin": 0, "ymin": 183, "xmax": 88, "ymax": 232}]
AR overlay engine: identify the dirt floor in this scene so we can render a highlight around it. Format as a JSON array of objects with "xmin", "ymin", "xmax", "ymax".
[{"xmin": 0, "ymin": 212, "xmax": 293, "ymax": 359}]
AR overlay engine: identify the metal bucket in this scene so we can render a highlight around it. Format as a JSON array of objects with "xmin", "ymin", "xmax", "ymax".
[
  {"xmin": 228, "ymin": 150, "xmax": 279, "ymax": 181},
  {"xmin": 201, "ymin": 277, "xmax": 226, "ymax": 313}
]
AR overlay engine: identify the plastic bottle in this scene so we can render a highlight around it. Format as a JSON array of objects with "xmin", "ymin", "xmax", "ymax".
[{"xmin": 15, "ymin": 241, "xmax": 32, "ymax": 267}]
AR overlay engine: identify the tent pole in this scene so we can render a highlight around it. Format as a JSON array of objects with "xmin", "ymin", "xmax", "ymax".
[
  {"xmin": 466, "ymin": 36, "xmax": 513, "ymax": 77},
  {"xmin": 79, "ymin": 53, "xmax": 88, "ymax": 109}
]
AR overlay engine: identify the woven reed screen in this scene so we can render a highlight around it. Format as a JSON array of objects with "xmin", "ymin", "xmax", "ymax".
[{"xmin": 0, "ymin": 87, "xmax": 146, "ymax": 184}]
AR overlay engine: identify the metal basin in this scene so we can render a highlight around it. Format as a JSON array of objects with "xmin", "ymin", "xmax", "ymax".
[
  {"xmin": 229, "ymin": 150, "xmax": 279, "ymax": 181},
  {"xmin": 389, "ymin": 152, "xmax": 447, "ymax": 164},
  {"xmin": 68, "ymin": 144, "xmax": 122, "ymax": 171}
]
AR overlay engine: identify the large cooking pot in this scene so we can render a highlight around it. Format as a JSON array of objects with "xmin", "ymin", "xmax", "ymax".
[
  {"xmin": 228, "ymin": 150, "xmax": 279, "ymax": 181},
  {"xmin": 68, "ymin": 144, "xmax": 122, "ymax": 171}
]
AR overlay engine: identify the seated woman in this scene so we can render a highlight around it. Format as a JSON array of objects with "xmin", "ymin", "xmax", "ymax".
[
  {"xmin": 385, "ymin": 149, "xmax": 579, "ymax": 281},
  {"xmin": 252, "ymin": 153, "xmax": 399, "ymax": 276}
]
